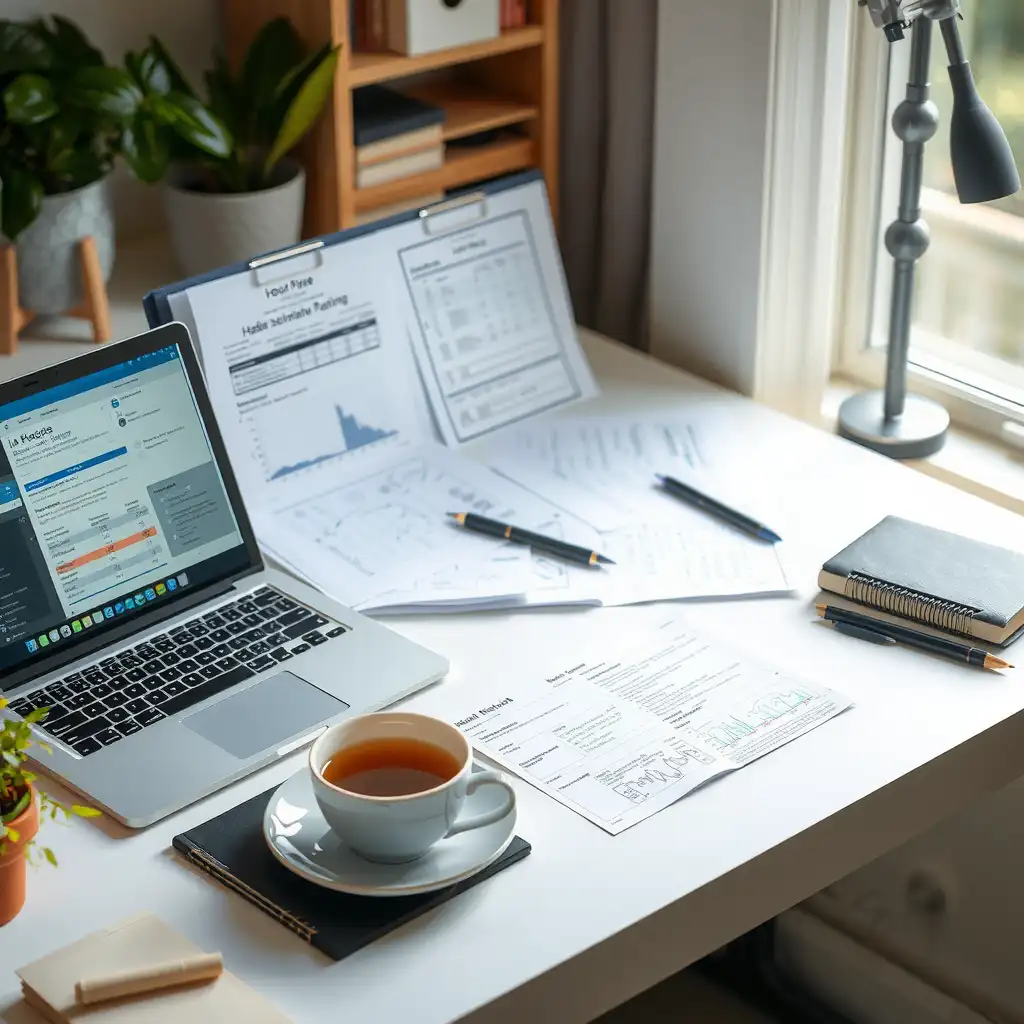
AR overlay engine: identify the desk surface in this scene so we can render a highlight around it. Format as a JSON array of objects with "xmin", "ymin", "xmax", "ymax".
[{"xmin": 6, "ymin": 330, "xmax": 1024, "ymax": 1024}]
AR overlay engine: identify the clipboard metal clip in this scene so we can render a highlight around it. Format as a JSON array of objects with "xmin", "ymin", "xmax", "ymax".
[
  {"xmin": 419, "ymin": 192, "xmax": 487, "ymax": 234},
  {"xmin": 248, "ymin": 239, "xmax": 325, "ymax": 270}
]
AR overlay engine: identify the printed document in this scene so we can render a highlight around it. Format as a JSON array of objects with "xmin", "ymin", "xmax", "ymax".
[{"xmin": 434, "ymin": 622, "xmax": 852, "ymax": 834}]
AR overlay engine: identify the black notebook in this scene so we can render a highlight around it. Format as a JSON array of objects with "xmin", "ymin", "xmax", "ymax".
[
  {"xmin": 819, "ymin": 515, "xmax": 1024, "ymax": 646},
  {"xmin": 352, "ymin": 85, "xmax": 445, "ymax": 146},
  {"xmin": 172, "ymin": 786, "xmax": 531, "ymax": 962}
]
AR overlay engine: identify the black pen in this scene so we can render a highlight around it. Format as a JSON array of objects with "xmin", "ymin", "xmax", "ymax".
[
  {"xmin": 655, "ymin": 474, "xmax": 782, "ymax": 543},
  {"xmin": 816, "ymin": 603, "xmax": 1013, "ymax": 671},
  {"xmin": 447, "ymin": 513, "xmax": 614, "ymax": 567}
]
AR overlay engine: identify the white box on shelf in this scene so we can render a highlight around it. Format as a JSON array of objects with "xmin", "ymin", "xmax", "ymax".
[{"xmin": 386, "ymin": 0, "xmax": 500, "ymax": 56}]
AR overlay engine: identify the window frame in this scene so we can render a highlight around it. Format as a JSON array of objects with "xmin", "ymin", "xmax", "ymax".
[{"xmin": 832, "ymin": 8, "xmax": 1024, "ymax": 445}]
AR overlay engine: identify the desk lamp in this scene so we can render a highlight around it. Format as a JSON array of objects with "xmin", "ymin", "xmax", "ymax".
[{"xmin": 837, "ymin": 0, "xmax": 1021, "ymax": 459}]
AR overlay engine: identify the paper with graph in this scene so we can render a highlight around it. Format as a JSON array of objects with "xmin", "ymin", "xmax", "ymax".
[{"xmin": 435, "ymin": 620, "xmax": 852, "ymax": 834}]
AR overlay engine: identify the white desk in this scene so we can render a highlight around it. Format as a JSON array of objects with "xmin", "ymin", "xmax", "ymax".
[{"xmin": 6, "ymin": 330, "xmax": 1024, "ymax": 1024}]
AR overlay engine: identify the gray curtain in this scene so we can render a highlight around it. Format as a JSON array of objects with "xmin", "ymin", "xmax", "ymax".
[{"xmin": 559, "ymin": 0, "xmax": 658, "ymax": 351}]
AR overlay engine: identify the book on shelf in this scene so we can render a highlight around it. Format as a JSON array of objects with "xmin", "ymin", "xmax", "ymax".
[
  {"xmin": 500, "ymin": 0, "xmax": 527, "ymax": 28},
  {"xmin": 353, "ymin": 85, "xmax": 445, "ymax": 147},
  {"xmin": 353, "ymin": 0, "xmax": 389, "ymax": 52},
  {"xmin": 357, "ymin": 123, "xmax": 444, "ymax": 167},
  {"xmin": 356, "ymin": 146, "xmax": 445, "ymax": 188}
]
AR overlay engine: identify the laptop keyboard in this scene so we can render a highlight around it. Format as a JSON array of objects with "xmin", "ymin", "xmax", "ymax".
[{"xmin": 6, "ymin": 586, "xmax": 347, "ymax": 758}]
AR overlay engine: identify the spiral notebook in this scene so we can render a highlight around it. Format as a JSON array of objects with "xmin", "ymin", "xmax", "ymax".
[
  {"xmin": 818, "ymin": 516, "xmax": 1024, "ymax": 646},
  {"xmin": 171, "ymin": 785, "xmax": 531, "ymax": 962}
]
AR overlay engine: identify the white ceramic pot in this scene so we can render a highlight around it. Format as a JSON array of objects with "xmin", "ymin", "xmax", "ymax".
[
  {"xmin": 162, "ymin": 159, "xmax": 306, "ymax": 276},
  {"xmin": 9, "ymin": 176, "xmax": 115, "ymax": 315}
]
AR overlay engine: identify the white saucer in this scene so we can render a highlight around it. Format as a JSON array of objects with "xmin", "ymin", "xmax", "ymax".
[{"xmin": 263, "ymin": 767, "xmax": 517, "ymax": 897}]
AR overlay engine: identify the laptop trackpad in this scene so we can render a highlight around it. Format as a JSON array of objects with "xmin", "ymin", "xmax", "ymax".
[{"xmin": 183, "ymin": 672, "xmax": 350, "ymax": 759}]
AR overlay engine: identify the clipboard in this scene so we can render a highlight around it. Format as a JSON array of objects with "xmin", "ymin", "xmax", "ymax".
[{"xmin": 143, "ymin": 169, "xmax": 543, "ymax": 330}]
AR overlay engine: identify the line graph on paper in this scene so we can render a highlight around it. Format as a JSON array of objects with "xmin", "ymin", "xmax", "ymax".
[
  {"xmin": 246, "ymin": 397, "xmax": 399, "ymax": 484},
  {"xmin": 687, "ymin": 686, "xmax": 821, "ymax": 752},
  {"xmin": 607, "ymin": 746, "xmax": 718, "ymax": 804}
]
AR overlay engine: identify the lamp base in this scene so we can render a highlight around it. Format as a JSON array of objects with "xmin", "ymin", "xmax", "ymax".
[{"xmin": 837, "ymin": 390, "xmax": 950, "ymax": 459}]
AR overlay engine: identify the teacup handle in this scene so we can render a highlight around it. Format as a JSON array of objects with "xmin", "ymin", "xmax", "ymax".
[{"xmin": 445, "ymin": 771, "xmax": 516, "ymax": 837}]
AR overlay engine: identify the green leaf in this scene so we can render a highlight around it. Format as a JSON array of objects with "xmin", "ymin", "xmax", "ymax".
[
  {"xmin": 4, "ymin": 827, "xmax": 18, "ymax": 843},
  {"xmin": 131, "ymin": 45, "xmax": 172, "ymax": 95},
  {"xmin": 264, "ymin": 42, "xmax": 330, "ymax": 141},
  {"xmin": 43, "ymin": 846, "xmax": 57, "ymax": 867},
  {"xmin": 0, "ymin": 166, "xmax": 44, "ymax": 240},
  {"xmin": 36, "ymin": 743, "xmax": 52, "ymax": 755},
  {"xmin": 264, "ymin": 45, "xmax": 339, "ymax": 176},
  {"xmin": 44, "ymin": 15, "xmax": 104, "ymax": 67},
  {"xmin": 70, "ymin": 66, "xmax": 142, "ymax": 118},
  {"xmin": 71, "ymin": 804, "xmax": 101, "ymax": 818},
  {"xmin": 24, "ymin": 706, "xmax": 49, "ymax": 724},
  {"xmin": 163, "ymin": 91, "xmax": 232, "ymax": 158},
  {"xmin": 241, "ymin": 18, "xmax": 303, "ymax": 133},
  {"xmin": 3, "ymin": 73, "xmax": 57, "ymax": 124},
  {"xmin": 203, "ymin": 49, "xmax": 242, "ymax": 138},
  {"xmin": 0, "ymin": 21, "xmax": 52, "ymax": 75},
  {"xmin": 121, "ymin": 113, "xmax": 170, "ymax": 182},
  {"xmin": 145, "ymin": 36, "xmax": 194, "ymax": 97}
]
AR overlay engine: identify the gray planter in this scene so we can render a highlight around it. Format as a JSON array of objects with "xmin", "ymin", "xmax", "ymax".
[
  {"xmin": 162, "ymin": 159, "xmax": 306, "ymax": 276},
  {"xmin": 8, "ymin": 176, "xmax": 115, "ymax": 316}
]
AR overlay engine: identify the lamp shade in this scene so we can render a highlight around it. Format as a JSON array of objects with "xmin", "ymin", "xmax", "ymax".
[{"xmin": 947, "ymin": 62, "xmax": 1021, "ymax": 204}]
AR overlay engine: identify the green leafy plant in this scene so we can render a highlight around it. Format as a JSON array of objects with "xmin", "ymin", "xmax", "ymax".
[
  {"xmin": 149, "ymin": 17, "xmax": 340, "ymax": 193},
  {"xmin": 0, "ymin": 16, "xmax": 232, "ymax": 241},
  {"xmin": 1, "ymin": 697, "xmax": 99, "ymax": 866}
]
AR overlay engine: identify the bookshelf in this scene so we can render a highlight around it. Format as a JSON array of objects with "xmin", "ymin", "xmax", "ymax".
[{"xmin": 220, "ymin": 1, "xmax": 559, "ymax": 235}]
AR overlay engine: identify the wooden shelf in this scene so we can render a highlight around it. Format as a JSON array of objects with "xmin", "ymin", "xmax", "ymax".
[
  {"xmin": 401, "ymin": 82, "xmax": 538, "ymax": 142},
  {"xmin": 349, "ymin": 25, "xmax": 545, "ymax": 87},
  {"xmin": 354, "ymin": 135, "xmax": 535, "ymax": 212}
]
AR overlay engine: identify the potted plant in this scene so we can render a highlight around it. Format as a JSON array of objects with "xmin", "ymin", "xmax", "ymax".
[
  {"xmin": 155, "ymin": 18, "xmax": 340, "ymax": 275},
  {"xmin": 1, "ymin": 698, "xmax": 99, "ymax": 926},
  {"xmin": 0, "ymin": 17, "xmax": 231, "ymax": 317}
]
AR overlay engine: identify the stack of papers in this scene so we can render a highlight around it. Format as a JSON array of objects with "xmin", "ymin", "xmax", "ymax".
[{"xmin": 177, "ymin": 176, "xmax": 792, "ymax": 614}]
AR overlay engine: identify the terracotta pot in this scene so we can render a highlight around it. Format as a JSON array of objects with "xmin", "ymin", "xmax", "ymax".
[{"xmin": 0, "ymin": 786, "xmax": 39, "ymax": 926}]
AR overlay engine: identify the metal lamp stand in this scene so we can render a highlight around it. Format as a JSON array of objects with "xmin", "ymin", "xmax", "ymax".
[{"xmin": 838, "ymin": 16, "xmax": 950, "ymax": 459}]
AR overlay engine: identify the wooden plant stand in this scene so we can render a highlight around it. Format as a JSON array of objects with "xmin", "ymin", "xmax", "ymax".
[{"xmin": 1, "ymin": 235, "xmax": 112, "ymax": 356}]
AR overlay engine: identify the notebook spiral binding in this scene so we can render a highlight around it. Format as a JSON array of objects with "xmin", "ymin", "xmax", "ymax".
[
  {"xmin": 182, "ymin": 846, "xmax": 316, "ymax": 943},
  {"xmin": 845, "ymin": 572, "xmax": 979, "ymax": 636}
]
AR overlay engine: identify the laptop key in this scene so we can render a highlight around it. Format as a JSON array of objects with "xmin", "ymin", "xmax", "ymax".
[
  {"xmin": 91, "ymin": 683, "xmax": 113, "ymax": 699},
  {"xmin": 126, "ymin": 698, "xmax": 149, "ymax": 715},
  {"xmin": 48, "ymin": 683, "xmax": 73, "ymax": 702},
  {"xmin": 161, "ymin": 664, "xmax": 256, "ymax": 716},
  {"xmin": 148, "ymin": 689, "xmax": 169, "ymax": 705},
  {"xmin": 163, "ymin": 680, "xmax": 188, "ymax": 697},
  {"xmin": 237, "ymin": 600, "xmax": 258, "ymax": 615},
  {"xmin": 271, "ymin": 648, "xmax": 293, "ymax": 662},
  {"xmin": 67, "ymin": 677, "xmax": 92, "ymax": 694},
  {"xmin": 195, "ymin": 651, "xmax": 216, "ymax": 666},
  {"xmin": 228, "ymin": 637, "xmax": 249, "ymax": 651},
  {"xmin": 192, "ymin": 636, "xmax": 213, "ymax": 651},
  {"xmin": 120, "ymin": 654, "xmax": 142, "ymax": 669},
  {"xmin": 136, "ymin": 644, "xmax": 157, "ymax": 660},
  {"xmin": 153, "ymin": 639, "xmax": 174, "ymax": 654},
  {"xmin": 160, "ymin": 652, "xmax": 182, "ymax": 667},
  {"xmin": 247, "ymin": 641, "xmax": 270, "ymax": 656},
  {"xmin": 199, "ymin": 663, "xmax": 223, "ymax": 679},
  {"xmin": 249, "ymin": 655, "xmax": 275, "ymax": 672},
  {"xmin": 274, "ymin": 597, "xmax": 299, "ymax": 613},
  {"xmin": 143, "ymin": 660, "xmax": 163, "ymax": 675},
  {"xmin": 108, "ymin": 675, "xmax": 133, "ymax": 691},
  {"xmin": 211, "ymin": 643, "xmax": 231, "ymax": 658},
  {"xmin": 100, "ymin": 657, "xmax": 119, "ymax": 670},
  {"xmin": 116, "ymin": 720, "xmax": 142, "ymax": 736},
  {"xmin": 66, "ymin": 692, "xmax": 93, "ymax": 710},
  {"xmin": 62, "ymin": 716, "xmax": 110, "ymax": 744},
  {"xmin": 326, "ymin": 626, "xmax": 347, "ymax": 638},
  {"xmin": 64, "ymin": 671, "xmax": 83, "ymax": 683},
  {"xmin": 104, "ymin": 692, "xmax": 128, "ymax": 708},
  {"xmin": 96, "ymin": 728, "xmax": 121, "ymax": 746},
  {"xmin": 107, "ymin": 707, "xmax": 130, "ymax": 724},
  {"xmin": 46, "ymin": 711, "xmax": 87, "ymax": 737},
  {"xmin": 282, "ymin": 616, "xmax": 323, "ymax": 640},
  {"xmin": 177, "ymin": 642, "xmax": 198, "ymax": 658},
  {"xmin": 209, "ymin": 628, "xmax": 231, "ymax": 643},
  {"xmin": 276, "ymin": 607, "xmax": 310, "ymax": 628},
  {"xmin": 253, "ymin": 589, "xmax": 277, "ymax": 607},
  {"xmin": 303, "ymin": 632, "xmax": 328, "ymax": 646},
  {"xmin": 290, "ymin": 643, "xmax": 311, "ymax": 655},
  {"xmin": 220, "ymin": 607, "xmax": 242, "ymax": 622},
  {"xmin": 73, "ymin": 737, "xmax": 102, "ymax": 756},
  {"xmin": 182, "ymin": 672, "xmax": 206, "ymax": 687},
  {"xmin": 42, "ymin": 703, "xmax": 69, "ymax": 721},
  {"xmin": 136, "ymin": 708, "xmax": 165, "ymax": 727},
  {"xmin": 125, "ymin": 667, "xmax": 148, "ymax": 683},
  {"xmin": 81, "ymin": 701, "xmax": 106, "ymax": 719},
  {"xmin": 124, "ymin": 683, "xmax": 147, "ymax": 699},
  {"xmin": 84, "ymin": 670, "xmax": 106, "ymax": 686},
  {"xmin": 226, "ymin": 620, "xmax": 248, "ymax": 635},
  {"xmin": 177, "ymin": 659, "xmax": 198, "ymax": 674}
]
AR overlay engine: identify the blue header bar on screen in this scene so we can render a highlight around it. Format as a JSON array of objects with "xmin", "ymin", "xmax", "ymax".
[{"xmin": 0, "ymin": 345, "xmax": 181, "ymax": 421}]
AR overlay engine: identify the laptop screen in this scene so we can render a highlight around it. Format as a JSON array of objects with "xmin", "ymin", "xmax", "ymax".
[{"xmin": 0, "ymin": 342, "xmax": 249, "ymax": 677}]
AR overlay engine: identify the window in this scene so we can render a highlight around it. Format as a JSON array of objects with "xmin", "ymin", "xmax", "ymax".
[{"xmin": 835, "ymin": 3, "xmax": 1024, "ymax": 442}]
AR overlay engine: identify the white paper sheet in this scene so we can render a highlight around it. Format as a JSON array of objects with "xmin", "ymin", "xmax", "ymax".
[
  {"xmin": 434, "ymin": 621, "xmax": 852, "ymax": 834},
  {"xmin": 184, "ymin": 232, "xmax": 435, "ymax": 505},
  {"xmin": 252, "ymin": 444, "xmax": 598, "ymax": 611},
  {"xmin": 482, "ymin": 417, "xmax": 706, "ymax": 530},
  {"xmin": 391, "ymin": 184, "xmax": 598, "ymax": 445}
]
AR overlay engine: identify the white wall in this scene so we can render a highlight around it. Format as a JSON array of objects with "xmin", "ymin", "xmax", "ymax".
[
  {"xmin": 8, "ymin": 0, "xmax": 222, "ymax": 239},
  {"xmin": 649, "ymin": 0, "xmax": 773, "ymax": 395}
]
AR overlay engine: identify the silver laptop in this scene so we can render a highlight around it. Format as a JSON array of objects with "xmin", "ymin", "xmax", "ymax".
[{"xmin": 0, "ymin": 323, "xmax": 448, "ymax": 827}]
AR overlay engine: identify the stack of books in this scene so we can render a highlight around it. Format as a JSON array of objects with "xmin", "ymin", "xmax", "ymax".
[{"xmin": 353, "ymin": 85, "xmax": 445, "ymax": 191}]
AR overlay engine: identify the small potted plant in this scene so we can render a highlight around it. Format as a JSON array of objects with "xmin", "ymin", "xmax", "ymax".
[
  {"xmin": 157, "ymin": 18, "xmax": 340, "ymax": 275},
  {"xmin": 1, "ymin": 698, "xmax": 99, "ymax": 927},
  {"xmin": 0, "ymin": 17, "xmax": 231, "ymax": 316}
]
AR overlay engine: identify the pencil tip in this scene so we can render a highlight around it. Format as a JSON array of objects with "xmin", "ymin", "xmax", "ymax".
[
  {"xmin": 597, "ymin": 555, "xmax": 615, "ymax": 565},
  {"xmin": 815, "ymin": 602, "xmax": 827, "ymax": 615},
  {"xmin": 761, "ymin": 529, "xmax": 783, "ymax": 543},
  {"xmin": 446, "ymin": 512, "xmax": 458, "ymax": 519}
]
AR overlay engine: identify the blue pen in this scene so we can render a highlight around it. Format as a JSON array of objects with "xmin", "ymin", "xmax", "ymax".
[{"xmin": 655, "ymin": 474, "xmax": 783, "ymax": 543}]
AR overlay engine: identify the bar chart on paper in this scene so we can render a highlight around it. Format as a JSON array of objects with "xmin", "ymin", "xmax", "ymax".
[{"xmin": 248, "ymin": 401, "xmax": 399, "ymax": 484}]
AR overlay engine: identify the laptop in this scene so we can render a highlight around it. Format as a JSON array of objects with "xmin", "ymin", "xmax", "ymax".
[{"xmin": 0, "ymin": 323, "xmax": 448, "ymax": 827}]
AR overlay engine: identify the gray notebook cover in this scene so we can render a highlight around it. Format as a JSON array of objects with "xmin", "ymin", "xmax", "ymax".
[{"xmin": 821, "ymin": 516, "xmax": 1024, "ymax": 631}]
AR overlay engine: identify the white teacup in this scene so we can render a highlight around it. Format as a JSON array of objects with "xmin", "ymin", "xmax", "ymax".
[{"xmin": 309, "ymin": 712, "xmax": 516, "ymax": 864}]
